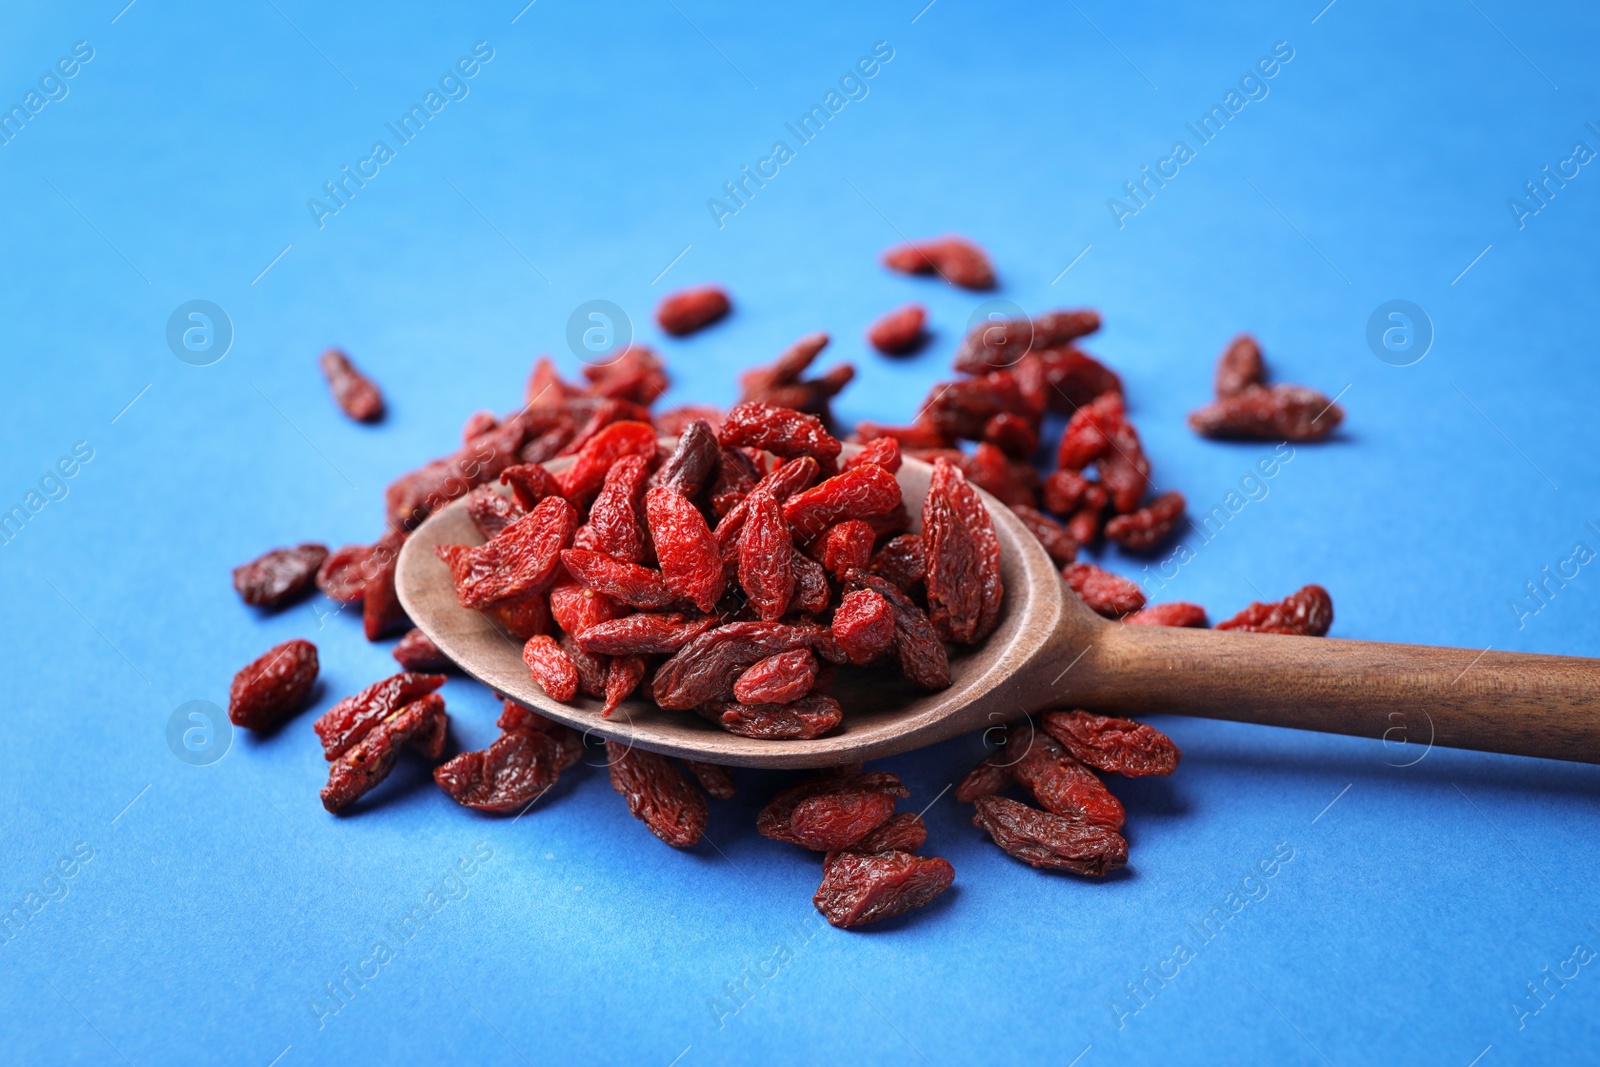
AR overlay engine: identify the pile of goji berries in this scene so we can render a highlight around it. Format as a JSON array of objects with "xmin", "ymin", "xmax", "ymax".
[{"xmin": 225, "ymin": 233, "xmax": 1342, "ymax": 928}]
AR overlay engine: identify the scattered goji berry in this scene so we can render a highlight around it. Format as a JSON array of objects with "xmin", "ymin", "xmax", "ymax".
[
  {"xmin": 1216, "ymin": 583, "xmax": 1333, "ymax": 636},
  {"xmin": 1009, "ymin": 504, "xmax": 1078, "ymax": 565},
  {"xmin": 229, "ymin": 638, "xmax": 319, "ymax": 730},
  {"xmin": 682, "ymin": 760, "xmax": 737, "ymax": 800},
  {"xmin": 1122, "ymin": 601, "xmax": 1208, "ymax": 628},
  {"xmin": 737, "ymin": 334, "xmax": 855, "ymax": 420},
  {"xmin": 393, "ymin": 628, "xmax": 452, "ymax": 672},
  {"xmin": 314, "ymin": 671, "xmax": 447, "ymax": 760},
  {"xmin": 1010, "ymin": 725, "xmax": 1125, "ymax": 829},
  {"xmin": 1188, "ymin": 384, "xmax": 1343, "ymax": 441},
  {"xmin": 791, "ymin": 787, "xmax": 900, "ymax": 850},
  {"xmin": 1041, "ymin": 469, "xmax": 1090, "ymax": 516},
  {"xmin": 981, "ymin": 412, "xmax": 1039, "ymax": 460},
  {"xmin": 1034, "ymin": 347, "xmax": 1122, "ymax": 413},
  {"xmin": 322, "ymin": 693, "xmax": 448, "ymax": 813},
  {"xmin": 719, "ymin": 402, "xmax": 843, "ymax": 467},
  {"xmin": 757, "ymin": 772, "xmax": 909, "ymax": 846},
  {"xmin": 585, "ymin": 346, "xmax": 670, "ymax": 406},
  {"xmin": 866, "ymin": 304, "xmax": 926, "ymax": 354},
  {"xmin": 316, "ymin": 542, "xmax": 375, "ymax": 604},
  {"xmin": 1062, "ymin": 561, "xmax": 1145, "ymax": 618},
  {"xmin": 955, "ymin": 748, "xmax": 1014, "ymax": 804},
  {"xmin": 882, "ymin": 236, "xmax": 994, "ymax": 290},
  {"xmin": 971, "ymin": 795, "xmax": 1127, "ymax": 876},
  {"xmin": 1104, "ymin": 491, "xmax": 1186, "ymax": 552},
  {"xmin": 1214, "ymin": 333, "xmax": 1265, "ymax": 398},
  {"xmin": 362, "ymin": 529, "xmax": 410, "ymax": 640},
  {"xmin": 319, "ymin": 348, "xmax": 385, "ymax": 422},
  {"xmin": 843, "ymin": 437, "xmax": 901, "ymax": 474},
  {"xmin": 434, "ymin": 717, "xmax": 563, "ymax": 814},
  {"xmin": 852, "ymin": 812, "xmax": 928, "ymax": 853},
  {"xmin": 232, "ymin": 543, "xmax": 328, "ymax": 609},
  {"xmin": 814, "ymin": 850, "xmax": 955, "ymax": 928},
  {"xmin": 1039, "ymin": 710, "xmax": 1181, "ymax": 777},
  {"xmin": 606, "ymin": 741, "xmax": 707, "ymax": 847},
  {"xmin": 656, "ymin": 285, "xmax": 731, "ymax": 336}
]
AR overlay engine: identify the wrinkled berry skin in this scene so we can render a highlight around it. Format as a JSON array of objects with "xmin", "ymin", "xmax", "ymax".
[
  {"xmin": 1104, "ymin": 492, "xmax": 1186, "ymax": 552},
  {"xmin": 972, "ymin": 795, "xmax": 1127, "ymax": 876},
  {"xmin": 1217, "ymin": 583, "xmax": 1334, "ymax": 636},
  {"xmin": 1189, "ymin": 384, "xmax": 1342, "ymax": 441},
  {"xmin": 314, "ymin": 671, "xmax": 448, "ymax": 760},
  {"xmin": 229, "ymin": 639, "xmax": 319, "ymax": 730},
  {"xmin": 1063, "ymin": 562, "xmax": 1145, "ymax": 618},
  {"xmin": 1122, "ymin": 602, "xmax": 1208, "ymax": 628},
  {"xmin": 1040, "ymin": 710, "xmax": 1181, "ymax": 777},
  {"xmin": 814, "ymin": 851, "xmax": 955, "ymax": 928},
  {"xmin": 322, "ymin": 693, "xmax": 448, "ymax": 814},
  {"xmin": 392, "ymin": 628, "xmax": 453, "ymax": 672},
  {"xmin": 233, "ymin": 544, "xmax": 328, "ymax": 609},
  {"xmin": 606, "ymin": 742, "xmax": 707, "ymax": 847}
]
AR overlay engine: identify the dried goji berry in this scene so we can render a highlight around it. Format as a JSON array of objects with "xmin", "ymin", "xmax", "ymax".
[
  {"xmin": 559, "ymin": 400, "xmax": 657, "ymax": 460},
  {"xmin": 523, "ymin": 634, "xmax": 579, "ymax": 701},
  {"xmin": 816, "ymin": 520, "xmax": 875, "ymax": 582},
  {"xmin": 1009, "ymin": 504, "xmax": 1078, "ymax": 565},
  {"xmin": 392, "ymin": 628, "xmax": 452, "ymax": 672},
  {"xmin": 1104, "ymin": 491, "xmax": 1186, "ymax": 552},
  {"xmin": 1055, "ymin": 395, "xmax": 1112, "ymax": 470},
  {"xmin": 757, "ymin": 772, "xmax": 908, "ymax": 846},
  {"xmin": 971, "ymin": 795, "xmax": 1127, "ymax": 876},
  {"xmin": 1122, "ymin": 602, "xmax": 1208, "ymax": 628},
  {"xmin": 789, "ymin": 550, "xmax": 832, "ymax": 615},
  {"xmin": 437, "ymin": 497, "xmax": 576, "ymax": 609},
  {"xmin": 682, "ymin": 760, "xmax": 737, "ymax": 800},
  {"xmin": 1041, "ymin": 469, "xmax": 1090, "ymax": 516},
  {"xmin": 656, "ymin": 419, "xmax": 720, "ymax": 498},
  {"xmin": 1062, "ymin": 561, "xmax": 1145, "ymax": 618},
  {"xmin": 557, "ymin": 420, "xmax": 659, "ymax": 503},
  {"xmin": 314, "ymin": 671, "xmax": 447, "ymax": 760},
  {"xmin": 710, "ymin": 694, "xmax": 843, "ymax": 739},
  {"xmin": 981, "ymin": 412, "xmax": 1039, "ymax": 460},
  {"xmin": 1188, "ymin": 384, "xmax": 1343, "ymax": 441},
  {"xmin": 719, "ymin": 402, "xmax": 843, "ymax": 467},
  {"xmin": 465, "ymin": 485, "xmax": 525, "ymax": 539},
  {"xmin": 576, "ymin": 455, "xmax": 650, "ymax": 563},
  {"xmin": 733, "ymin": 648, "xmax": 818, "ymax": 705},
  {"xmin": 656, "ymin": 285, "xmax": 731, "ymax": 335},
  {"xmin": 781, "ymin": 465, "xmax": 901, "ymax": 542},
  {"xmin": 461, "ymin": 410, "xmax": 498, "ymax": 443},
  {"xmin": 548, "ymin": 574, "xmax": 626, "ymax": 635},
  {"xmin": 644, "ymin": 486, "xmax": 724, "ymax": 612},
  {"xmin": 738, "ymin": 488, "xmax": 794, "ymax": 620},
  {"xmin": 708, "ymin": 444, "xmax": 761, "ymax": 517},
  {"xmin": 232, "ymin": 543, "xmax": 328, "ymax": 609},
  {"xmin": 561, "ymin": 632, "xmax": 609, "ymax": 698},
  {"xmin": 831, "ymin": 588, "xmax": 895, "ymax": 666},
  {"xmin": 483, "ymin": 591, "xmax": 552, "ymax": 640},
  {"xmin": 606, "ymin": 741, "xmax": 707, "ymax": 847},
  {"xmin": 1010, "ymin": 725, "xmax": 1125, "ymax": 829},
  {"xmin": 602, "ymin": 654, "xmax": 647, "ymax": 717},
  {"xmin": 655, "ymin": 404, "xmax": 725, "ymax": 437},
  {"xmin": 814, "ymin": 850, "xmax": 955, "ymax": 928},
  {"xmin": 929, "ymin": 459, "xmax": 1003, "ymax": 640},
  {"xmin": 498, "ymin": 462, "xmax": 564, "ymax": 511},
  {"xmin": 576, "ymin": 613, "xmax": 716, "ymax": 655},
  {"xmin": 868, "ymin": 534, "xmax": 926, "ymax": 593},
  {"xmin": 434, "ymin": 718, "xmax": 563, "ymax": 814},
  {"xmin": 316, "ymin": 542, "xmax": 375, "ymax": 604},
  {"xmin": 921, "ymin": 371, "xmax": 1032, "ymax": 442},
  {"xmin": 652, "ymin": 621, "xmax": 832, "ymax": 709},
  {"xmin": 866, "ymin": 304, "xmax": 926, "ymax": 355},
  {"xmin": 853, "ymin": 811, "xmax": 927, "ymax": 853},
  {"xmin": 229, "ymin": 638, "xmax": 319, "ymax": 730},
  {"xmin": 957, "ymin": 442, "xmax": 1036, "ymax": 509},
  {"xmin": 362, "ymin": 529, "xmax": 410, "ymax": 640},
  {"xmin": 955, "ymin": 748, "xmax": 1013, "ymax": 804},
  {"xmin": 1034, "ymin": 347, "xmax": 1122, "ymax": 413},
  {"xmin": 843, "ymin": 437, "xmax": 901, "ymax": 475},
  {"xmin": 714, "ymin": 456, "xmax": 819, "ymax": 554},
  {"xmin": 1039, "ymin": 710, "xmax": 1181, "ymax": 777},
  {"xmin": 1066, "ymin": 482, "xmax": 1108, "ymax": 547},
  {"xmin": 319, "ymin": 347, "xmax": 385, "ymax": 422},
  {"xmin": 1214, "ymin": 333, "xmax": 1265, "ymax": 398},
  {"xmin": 922, "ymin": 487, "xmax": 982, "ymax": 644},
  {"xmin": 953, "ymin": 309, "xmax": 1102, "ymax": 374},
  {"xmin": 322, "ymin": 693, "xmax": 448, "ymax": 814},
  {"xmin": 1216, "ymin": 583, "xmax": 1333, "ymax": 636},
  {"xmin": 585, "ymin": 346, "xmax": 670, "ymax": 406},
  {"xmin": 843, "ymin": 570, "xmax": 950, "ymax": 690},
  {"xmin": 737, "ymin": 334, "xmax": 855, "ymax": 419},
  {"xmin": 882, "ymin": 235, "xmax": 994, "ymax": 290},
  {"xmin": 558, "ymin": 548, "xmax": 675, "ymax": 610}
]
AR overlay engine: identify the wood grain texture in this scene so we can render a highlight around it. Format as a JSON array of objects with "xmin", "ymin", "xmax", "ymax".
[{"xmin": 395, "ymin": 438, "xmax": 1600, "ymax": 768}]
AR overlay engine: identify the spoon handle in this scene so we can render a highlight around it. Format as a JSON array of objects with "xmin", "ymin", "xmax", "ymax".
[{"xmin": 1050, "ymin": 623, "xmax": 1600, "ymax": 764}]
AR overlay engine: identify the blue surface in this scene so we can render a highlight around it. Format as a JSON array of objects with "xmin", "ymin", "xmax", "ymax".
[{"xmin": 3, "ymin": 1, "xmax": 1598, "ymax": 1064}]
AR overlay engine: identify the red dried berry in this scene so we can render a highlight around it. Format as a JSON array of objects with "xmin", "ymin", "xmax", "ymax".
[
  {"xmin": 733, "ymin": 648, "xmax": 818, "ymax": 705},
  {"xmin": 584, "ymin": 346, "xmax": 670, "ymax": 406},
  {"xmin": 1122, "ymin": 602, "xmax": 1208, "ymax": 628},
  {"xmin": 557, "ymin": 398, "xmax": 655, "ymax": 459},
  {"xmin": 922, "ymin": 487, "xmax": 982, "ymax": 644},
  {"xmin": 656, "ymin": 285, "xmax": 731, "ymax": 336},
  {"xmin": 548, "ymin": 575, "xmax": 626, "ymax": 636},
  {"xmin": 606, "ymin": 741, "xmax": 707, "ymax": 847},
  {"xmin": 499, "ymin": 462, "xmax": 564, "ymax": 510},
  {"xmin": 316, "ymin": 543, "xmax": 375, "ymax": 604},
  {"xmin": 921, "ymin": 372, "xmax": 1033, "ymax": 442},
  {"xmin": 843, "ymin": 570, "xmax": 950, "ymax": 691},
  {"xmin": 981, "ymin": 412, "xmax": 1039, "ymax": 460},
  {"xmin": 1216, "ymin": 583, "xmax": 1333, "ymax": 636},
  {"xmin": 1040, "ymin": 710, "xmax": 1181, "ymax": 777},
  {"xmin": 465, "ymin": 485, "xmax": 526, "ymax": 539},
  {"xmin": 1066, "ymin": 483, "xmax": 1108, "ymax": 547},
  {"xmin": 1010, "ymin": 725, "xmax": 1125, "ymax": 830},
  {"xmin": 1034, "ymin": 347, "xmax": 1123, "ymax": 413},
  {"xmin": 523, "ymin": 634, "xmax": 579, "ymax": 702},
  {"xmin": 682, "ymin": 760, "xmax": 737, "ymax": 800},
  {"xmin": 560, "ymin": 548, "xmax": 676, "ymax": 610},
  {"xmin": 736, "ymin": 334, "xmax": 855, "ymax": 419},
  {"xmin": 1188, "ymin": 384, "xmax": 1343, "ymax": 441},
  {"xmin": 882, "ymin": 236, "xmax": 994, "ymax": 290},
  {"xmin": 1040, "ymin": 469, "xmax": 1090, "ymax": 516},
  {"xmin": 781, "ymin": 465, "xmax": 901, "ymax": 542},
  {"xmin": 719, "ymin": 402, "xmax": 842, "ymax": 466},
  {"xmin": 929, "ymin": 460, "xmax": 1003, "ymax": 641},
  {"xmin": 843, "ymin": 437, "xmax": 902, "ymax": 475},
  {"xmin": 228, "ymin": 639, "xmax": 319, "ymax": 730},
  {"xmin": 971, "ymin": 795, "xmax": 1127, "ymax": 876},
  {"xmin": 790, "ymin": 784, "xmax": 903, "ymax": 850},
  {"xmin": 602, "ymin": 654, "xmax": 647, "ymax": 717},
  {"xmin": 483, "ymin": 591, "xmax": 553, "ymax": 640},
  {"xmin": 461, "ymin": 410, "xmax": 499, "ymax": 443},
  {"xmin": 1215, "ymin": 333, "xmax": 1266, "ymax": 398},
  {"xmin": 645, "ymin": 486, "xmax": 725, "ymax": 613},
  {"xmin": 319, "ymin": 348, "xmax": 385, "ymax": 422},
  {"xmin": 1104, "ymin": 491, "xmax": 1186, "ymax": 552},
  {"xmin": 714, "ymin": 456, "xmax": 820, "ymax": 553},
  {"xmin": 314, "ymin": 671, "xmax": 448, "ymax": 761},
  {"xmin": 437, "ymin": 496, "xmax": 577, "ymax": 609},
  {"xmin": 955, "ymin": 748, "xmax": 1013, "ymax": 804},
  {"xmin": 789, "ymin": 550, "xmax": 833, "ymax": 615},
  {"xmin": 232, "ymin": 543, "xmax": 328, "ymax": 609},
  {"xmin": 816, "ymin": 520, "xmax": 875, "ymax": 582},
  {"xmin": 738, "ymin": 489, "xmax": 795, "ymax": 620},
  {"xmin": 853, "ymin": 812, "xmax": 928, "ymax": 853},
  {"xmin": 561, "ymin": 632, "xmax": 609, "ymax": 698},
  {"xmin": 953, "ymin": 309, "xmax": 1102, "ymax": 374},
  {"xmin": 866, "ymin": 304, "xmax": 926, "ymax": 354},
  {"xmin": 1063, "ymin": 561, "xmax": 1145, "ymax": 618},
  {"xmin": 710, "ymin": 694, "xmax": 844, "ymax": 739},
  {"xmin": 757, "ymin": 772, "xmax": 909, "ymax": 846},
  {"xmin": 322, "ymin": 693, "xmax": 448, "ymax": 814},
  {"xmin": 656, "ymin": 419, "xmax": 721, "ymax": 498},
  {"xmin": 392, "ymin": 628, "xmax": 452, "ymax": 672},
  {"xmin": 831, "ymin": 588, "xmax": 895, "ymax": 666},
  {"xmin": 575, "ymin": 455, "xmax": 650, "ymax": 564},
  {"xmin": 814, "ymin": 850, "xmax": 955, "ymax": 928},
  {"xmin": 577, "ymin": 613, "xmax": 716, "ymax": 656},
  {"xmin": 868, "ymin": 534, "xmax": 926, "ymax": 593},
  {"xmin": 1009, "ymin": 504, "xmax": 1078, "ymax": 565},
  {"xmin": 362, "ymin": 529, "xmax": 410, "ymax": 640},
  {"xmin": 652, "ymin": 622, "xmax": 834, "ymax": 710},
  {"xmin": 556, "ymin": 421, "xmax": 659, "ymax": 503},
  {"xmin": 434, "ymin": 719, "xmax": 563, "ymax": 814}
]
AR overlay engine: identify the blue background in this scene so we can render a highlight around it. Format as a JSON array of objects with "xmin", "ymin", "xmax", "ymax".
[{"xmin": 3, "ymin": 1, "xmax": 1598, "ymax": 1063}]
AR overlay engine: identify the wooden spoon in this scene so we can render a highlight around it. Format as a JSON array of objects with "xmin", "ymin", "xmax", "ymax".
[{"xmin": 396, "ymin": 444, "xmax": 1600, "ymax": 768}]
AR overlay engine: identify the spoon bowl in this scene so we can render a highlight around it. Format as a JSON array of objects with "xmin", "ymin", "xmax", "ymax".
[{"xmin": 397, "ymin": 442, "xmax": 1600, "ymax": 767}]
